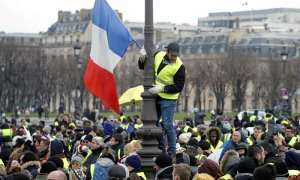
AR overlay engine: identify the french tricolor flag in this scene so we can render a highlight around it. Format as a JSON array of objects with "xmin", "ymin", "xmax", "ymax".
[{"xmin": 84, "ymin": 0, "xmax": 135, "ymax": 114}]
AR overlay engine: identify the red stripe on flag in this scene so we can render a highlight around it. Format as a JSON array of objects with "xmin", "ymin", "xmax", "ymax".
[{"xmin": 84, "ymin": 58, "xmax": 120, "ymax": 114}]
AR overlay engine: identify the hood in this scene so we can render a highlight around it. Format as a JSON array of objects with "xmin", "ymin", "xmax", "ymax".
[
  {"xmin": 220, "ymin": 150, "xmax": 240, "ymax": 174},
  {"xmin": 206, "ymin": 126, "xmax": 222, "ymax": 142},
  {"xmin": 96, "ymin": 157, "xmax": 114, "ymax": 168},
  {"xmin": 21, "ymin": 161, "xmax": 40, "ymax": 170}
]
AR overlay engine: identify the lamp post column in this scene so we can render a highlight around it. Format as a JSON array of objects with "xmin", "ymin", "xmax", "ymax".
[
  {"xmin": 281, "ymin": 49, "xmax": 288, "ymax": 116},
  {"xmin": 135, "ymin": 0, "xmax": 162, "ymax": 177},
  {"xmin": 73, "ymin": 40, "xmax": 81, "ymax": 116}
]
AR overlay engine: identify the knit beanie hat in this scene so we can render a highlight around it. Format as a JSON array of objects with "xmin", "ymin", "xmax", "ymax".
[
  {"xmin": 40, "ymin": 161, "xmax": 57, "ymax": 174},
  {"xmin": 179, "ymin": 133, "xmax": 192, "ymax": 144},
  {"xmin": 125, "ymin": 155, "xmax": 141, "ymax": 171},
  {"xmin": 155, "ymin": 154, "xmax": 173, "ymax": 168},
  {"xmin": 198, "ymin": 140, "xmax": 210, "ymax": 151},
  {"xmin": 198, "ymin": 159, "xmax": 222, "ymax": 180},
  {"xmin": 108, "ymin": 164, "xmax": 126, "ymax": 179},
  {"xmin": 237, "ymin": 158, "xmax": 256, "ymax": 173},
  {"xmin": 84, "ymin": 134, "xmax": 93, "ymax": 142},
  {"xmin": 50, "ymin": 140, "xmax": 64, "ymax": 156},
  {"xmin": 71, "ymin": 155, "xmax": 83, "ymax": 165}
]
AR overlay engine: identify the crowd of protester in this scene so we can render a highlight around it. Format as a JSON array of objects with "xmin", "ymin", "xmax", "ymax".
[{"xmin": 0, "ymin": 109, "xmax": 300, "ymax": 180}]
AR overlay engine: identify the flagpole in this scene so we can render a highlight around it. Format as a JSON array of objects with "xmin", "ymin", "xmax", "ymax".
[{"xmin": 135, "ymin": 0, "xmax": 162, "ymax": 177}]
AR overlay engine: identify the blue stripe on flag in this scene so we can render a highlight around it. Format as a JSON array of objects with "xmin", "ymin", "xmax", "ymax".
[{"xmin": 92, "ymin": 0, "xmax": 134, "ymax": 57}]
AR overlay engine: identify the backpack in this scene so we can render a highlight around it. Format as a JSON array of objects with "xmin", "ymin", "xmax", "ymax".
[{"xmin": 93, "ymin": 162, "xmax": 113, "ymax": 180}]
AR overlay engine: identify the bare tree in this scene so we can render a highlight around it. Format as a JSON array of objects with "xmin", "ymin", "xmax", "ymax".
[
  {"xmin": 227, "ymin": 48, "xmax": 255, "ymax": 111},
  {"xmin": 203, "ymin": 55, "xmax": 230, "ymax": 110}
]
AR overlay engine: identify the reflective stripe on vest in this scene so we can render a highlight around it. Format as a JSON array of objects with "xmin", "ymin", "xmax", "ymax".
[
  {"xmin": 0, "ymin": 159, "xmax": 4, "ymax": 167},
  {"xmin": 83, "ymin": 150, "xmax": 92, "ymax": 164},
  {"xmin": 120, "ymin": 115, "xmax": 126, "ymax": 124},
  {"xmin": 219, "ymin": 173, "xmax": 231, "ymax": 180},
  {"xmin": 137, "ymin": 172, "xmax": 147, "ymax": 180},
  {"xmin": 246, "ymin": 136, "xmax": 254, "ymax": 145},
  {"xmin": 154, "ymin": 51, "xmax": 182, "ymax": 100},
  {"xmin": 288, "ymin": 136, "xmax": 298, "ymax": 147},
  {"xmin": 134, "ymin": 123, "xmax": 143, "ymax": 129},
  {"xmin": 117, "ymin": 149, "xmax": 121, "ymax": 160},
  {"xmin": 90, "ymin": 164, "xmax": 95, "ymax": 179},
  {"xmin": 195, "ymin": 154, "xmax": 207, "ymax": 160},
  {"xmin": 2, "ymin": 129, "xmax": 12, "ymax": 137},
  {"xmin": 210, "ymin": 141, "xmax": 223, "ymax": 153},
  {"xmin": 61, "ymin": 157, "xmax": 69, "ymax": 169},
  {"xmin": 265, "ymin": 116, "xmax": 273, "ymax": 121},
  {"xmin": 224, "ymin": 133, "xmax": 231, "ymax": 142},
  {"xmin": 183, "ymin": 126, "xmax": 190, "ymax": 133}
]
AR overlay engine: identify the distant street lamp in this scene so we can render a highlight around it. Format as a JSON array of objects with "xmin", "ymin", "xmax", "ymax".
[
  {"xmin": 281, "ymin": 48, "xmax": 288, "ymax": 116},
  {"xmin": 281, "ymin": 49, "xmax": 288, "ymax": 74},
  {"xmin": 0, "ymin": 64, "xmax": 5, "ymax": 72},
  {"xmin": 73, "ymin": 39, "xmax": 81, "ymax": 116}
]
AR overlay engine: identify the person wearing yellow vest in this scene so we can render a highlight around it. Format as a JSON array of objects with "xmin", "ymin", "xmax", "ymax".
[
  {"xmin": 87, "ymin": 153, "xmax": 114, "ymax": 180},
  {"xmin": 134, "ymin": 117, "xmax": 143, "ymax": 130},
  {"xmin": 119, "ymin": 112, "xmax": 126, "ymax": 124},
  {"xmin": 250, "ymin": 110, "xmax": 259, "ymax": 126},
  {"xmin": 139, "ymin": 42, "xmax": 185, "ymax": 156},
  {"xmin": 110, "ymin": 134, "xmax": 124, "ymax": 163},
  {"xmin": 125, "ymin": 155, "xmax": 147, "ymax": 180},
  {"xmin": 206, "ymin": 127, "xmax": 223, "ymax": 153},
  {"xmin": 285, "ymin": 125, "xmax": 298, "ymax": 148},
  {"xmin": 0, "ymin": 123, "xmax": 12, "ymax": 142},
  {"xmin": 49, "ymin": 139, "xmax": 69, "ymax": 169},
  {"xmin": 83, "ymin": 136, "xmax": 104, "ymax": 168},
  {"xmin": 246, "ymin": 126, "xmax": 263, "ymax": 145}
]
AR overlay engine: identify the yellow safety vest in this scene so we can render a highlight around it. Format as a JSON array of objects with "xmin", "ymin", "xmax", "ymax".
[
  {"xmin": 246, "ymin": 136, "xmax": 254, "ymax": 145},
  {"xmin": 134, "ymin": 123, "xmax": 143, "ymax": 129},
  {"xmin": 209, "ymin": 140, "xmax": 223, "ymax": 153},
  {"xmin": 137, "ymin": 172, "xmax": 147, "ymax": 180},
  {"xmin": 195, "ymin": 154, "xmax": 207, "ymax": 160},
  {"xmin": 90, "ymin": 164, "xmax": 95, "ymax": 179},
  {"xmin": 265, "ymin": 116, "xmax": 273, "ymax": 121},
  {"xmin": 154, "ymin": 51, "xmax": 183, "ymax": 100},
  {"xmin": 120, "ymin": 115, "xmax": 126, "ymax": 124},
  {"xmin": 219, "ymin": 174, "xmax": 232, "ymax": 180},
  {"xmin": 289, "ymin": 170, "xmax": 300, "ymax": 177},
  {"xmin": 83, "ymin": 150, "xmax": 102, "ymax": 166},
  {"xmin": 2, "ymin": 129, "xmax": 12, "ymax": 137},
  {"xmin": 183, "ymin": 126, "xmax": 191, "ymax": 133},
  {"xmin": 0, "ymin": 159, "xmax": 4, "ymax": 167},
  {"xmin": 83, "ymin": 150, "xmax": 92, "ymax": 164},
  {"xmin": 287, "ymin": 136, "xmax": 298, "ymax": 147},
  {"xmin": 250, "ymin": 115, "xmax": 257, "ymax": 122},
  {"xmin": 223, "ymin": 133, "xmax": 232, "ymax": 142},
  {"xmin": 61, "ymin": 157, "xmax": 69, "ymax": 169},
  {"xmin": 54, "ymin": 121, "xmax": 59, "ymax": 127}
]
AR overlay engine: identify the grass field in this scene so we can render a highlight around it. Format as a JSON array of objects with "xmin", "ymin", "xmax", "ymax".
[{"xmin": 10, "ymin": 111, "xmax": 239, "ymax": 121}]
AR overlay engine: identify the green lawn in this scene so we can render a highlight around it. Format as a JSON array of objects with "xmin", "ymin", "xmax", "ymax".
[{"xmin": 11, "ymin": 111, "xmax": 239, "ymax": 121}]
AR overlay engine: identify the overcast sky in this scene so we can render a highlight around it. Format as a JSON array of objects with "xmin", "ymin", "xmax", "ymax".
[{"xmin": 1, "ymin": 0, "xmax": 300, "ymax": 33}]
